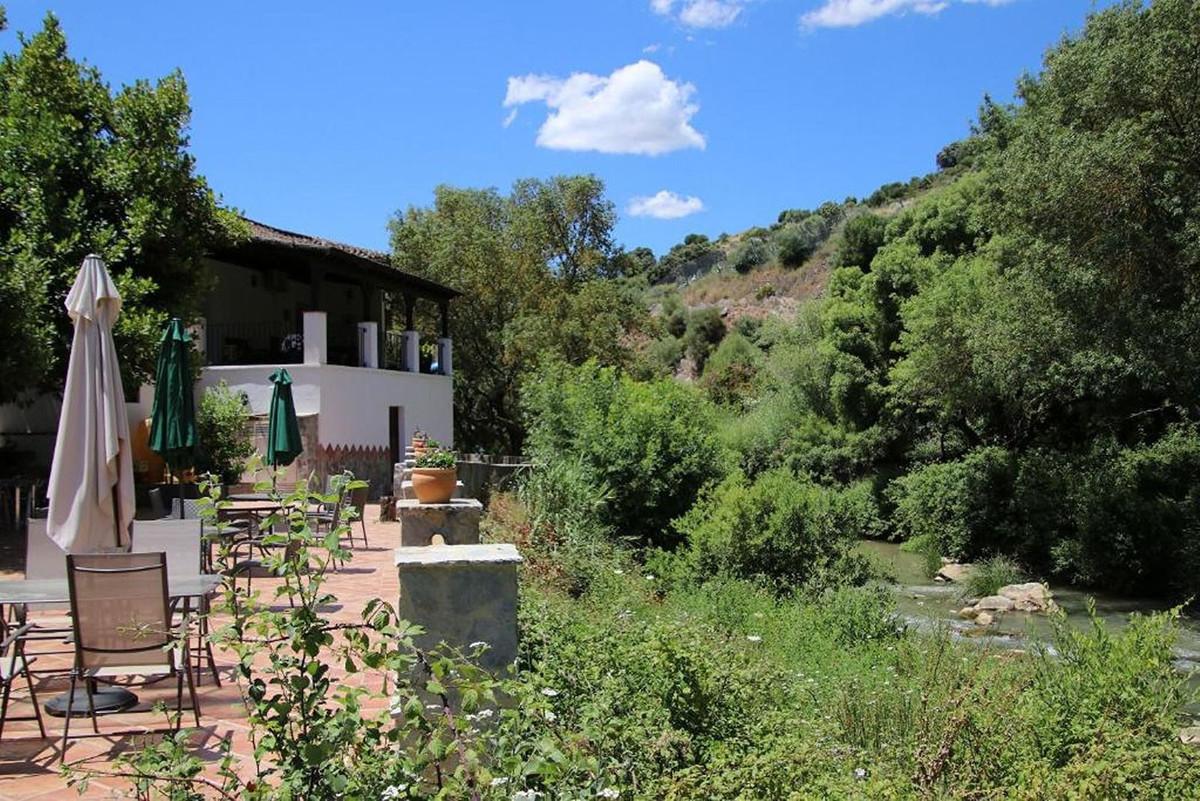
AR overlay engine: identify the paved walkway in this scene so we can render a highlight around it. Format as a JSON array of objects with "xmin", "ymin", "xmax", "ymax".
[{"xmin": 0, "ymin": 505, "xmax": 398, "ymax": 800}]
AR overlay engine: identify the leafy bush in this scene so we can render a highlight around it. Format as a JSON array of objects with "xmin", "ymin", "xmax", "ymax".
[
  {"xmin": 498, "ymin": 459, "xmax": 619, "ymax": 596},
  {"xmin": 963, "ymin": 554, "xmax": 1024, "ymax": 599},
  {"xmin": 729, "ymin": 237, "xmax": 769, "ymax": 274},
  {"xmin": 699, "ymin": 332, "xmax": 762, "ymax": 409},
  {"xmin": 837, "ymin": 212, "xmax": 887, "ymax": 269},
  {"xmin": 754, "ymin": 282, "xmax": 775, "ymax": 300},
  {"xmin": 672, "ymin": 469, "xmax": 876, "ymax": 589},
  {"xmin": 195, "ymin": 381, "xmax": 254, "ymax": 484},
  {"xmin": 888, "ymin": 447, "xmax": 1017, "ymax": 560},
  {"xmin": 524, "ymin": 361, "xmax": 726, "ymax": 549},
  {"xmin": 774, "ymin": 218, "xmax": 823, "ymax": 267},
  {"xmin": 683, "ymin": 307, "xmax": 726, "ymax": 371}
]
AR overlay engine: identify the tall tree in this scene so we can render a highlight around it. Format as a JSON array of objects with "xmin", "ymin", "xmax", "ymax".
[
  {"xmin": 389, "ymin": 177, "xmax": 640, "ymax": 452},
  {"xmin": 0, "ymin": 14, "xmax": 242, "ymax": 403}
]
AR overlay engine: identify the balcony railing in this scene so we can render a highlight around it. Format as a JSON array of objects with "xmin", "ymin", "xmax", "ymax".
[{"xmin": 205, "ymin": 322, "xmax": 301, "ymax": 366}]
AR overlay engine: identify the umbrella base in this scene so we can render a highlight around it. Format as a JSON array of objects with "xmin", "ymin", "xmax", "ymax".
[{"xmin": 44, "ymin": 686, "xmax": 138, "ymax": 717}]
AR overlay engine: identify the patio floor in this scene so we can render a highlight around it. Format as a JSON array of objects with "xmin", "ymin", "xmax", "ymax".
[{"xmin": 0, "ymin": 504, "xmax": 399, "ymax": 800}]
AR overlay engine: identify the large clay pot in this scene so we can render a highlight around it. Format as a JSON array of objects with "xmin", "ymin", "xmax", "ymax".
[{"xmin": 410, "ymin": 467, "xmax": 456, "ymax": 504}]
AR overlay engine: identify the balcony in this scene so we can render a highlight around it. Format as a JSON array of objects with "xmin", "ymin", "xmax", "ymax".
[{"xmin": 199, "ymin": 312, "xmax": 451, "ymax": 376}]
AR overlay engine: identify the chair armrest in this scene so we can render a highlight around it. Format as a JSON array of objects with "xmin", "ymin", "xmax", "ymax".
[{"xmin": 0, "ymin": 622, "xmax": 34, "ymax": 652}]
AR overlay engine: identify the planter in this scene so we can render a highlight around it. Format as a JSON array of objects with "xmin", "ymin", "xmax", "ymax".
[{"xmin": 410, "ymin": 467, "xmax": 457, "ymax": 504}]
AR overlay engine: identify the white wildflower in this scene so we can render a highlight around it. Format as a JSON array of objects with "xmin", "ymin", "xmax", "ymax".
[
  {"xmin": 544, "ymin": 709, "xmax": 557, "ymax": 722},
  {"xmin": 541, "ymin": 687, "xmax": 559, "ymax": 697},
  {"xmin": 746, "ymin": 635, "xmax": 762, "ymax": 643},
  {"xmin": 598, "ymin": 789, "xmax": 620, "ymax": 799},
  {"xmin": 613, "ymin": 569, "xmax": 624, "ymax": 575},
  {"xmin": 475, "ymin": 708, "xmax": 495, "ymax": 720},
  {"xmin": 469, "ymin": 641, "xmax": 488, "ymax": 650},
  {"xmin": 381, "ymin": 785, "xmax": 408, "ymax": 800},
  {"xmin": 491, "ymin": 777, "xmax": 510, "ymax": 786},
  {"xmin": 645, "ymin": 573, "xmax": 656, "ymax": 580},
  {"xmin": 513, "ymin": 791, "xmax": 541, "ymax": 801},
  {"xmin": 854, "ymin": 768, "xmax": 868, "ymax": 780}
]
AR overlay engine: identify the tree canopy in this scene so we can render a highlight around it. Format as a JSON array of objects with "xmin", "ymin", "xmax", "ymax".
[
  {"xmin": 388, "ymin": 176, "xmax": 644, "ymax": 452},
  {"xmin": 0, "ymin": 14, "xmax": 241, "ymax": 403}
]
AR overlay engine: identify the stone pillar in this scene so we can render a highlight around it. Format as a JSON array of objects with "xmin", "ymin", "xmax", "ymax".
[
  {"xmin": 357, "ymin": 321, "xmax": 379, "ymax": 368},
  {"xmin": 303, "ymin": 311, "xmax": 327, "ymax": 365},
  {"xmin": 404, "ymin": 330, "xmax": 420, "ymax": 373},
  {"xmin": 396, "ymin": 498, "xmax": 481, "ymax": 546},
  {"xmin": 395, "ymin": 544, "xmax": 522, "ymax": 673},
  {"xmin": 437, "ymin": 337, "xmax": 453, "ymax": 377}
]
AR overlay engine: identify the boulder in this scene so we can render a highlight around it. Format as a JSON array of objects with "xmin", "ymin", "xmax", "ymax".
[
  {"xmin": 1181, "ymin": 727, "xmax": 1200, "ymax": 747},
  {"xmin": 974, "ymin": 595, "xmax": 1016, "ymax": 612},
  {"xmin": 935, "ymin": 562, "xmax": 973, "ymax": 583},
  {"xmin": 975, "ymin": 611, "xmax": 996, "ymax": 627},
  {"xmin": 998, "ymin": 582, "xmax": 1056, "ymax": 613}
]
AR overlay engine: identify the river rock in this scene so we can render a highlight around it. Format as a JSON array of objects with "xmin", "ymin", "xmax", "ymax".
[
  {"xmin": 975, "ymin": 611, "xmax": 996, "ymax": 626},
  {"xmin": 935, "ymin": 562, "xmax": 973, "ymax": 583},
  {"xmin": 974, "ymin": 595, "xmax": 1016, "ymax": 612},
  {"xmin": 1181, "ymin": 727, "xmax": 1200, "ymax": 747},
  {"xmin": 998, "ymin": 582, "xmax": 1057, "ymax": 613}
]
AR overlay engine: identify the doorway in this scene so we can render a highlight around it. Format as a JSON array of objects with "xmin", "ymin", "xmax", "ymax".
[{"xmin": 388, "ymin": 406, "xmax": 405, "ymax": 467}]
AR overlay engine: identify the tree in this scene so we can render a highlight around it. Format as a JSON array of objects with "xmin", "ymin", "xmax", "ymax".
[
  {"xmin": 730, "ymin": 237, "xmax": 769, "ymax": 274},
  {"xmin": 510, "ymin": 175, "xmax": 616, "ymax": 289},
  {"xmin": 0, "ymin": 14, "xmax": 242, "ymax": 403},
  {"xmin": 389, "ymin": 178, "xmax": 641, "ymax": 453}
]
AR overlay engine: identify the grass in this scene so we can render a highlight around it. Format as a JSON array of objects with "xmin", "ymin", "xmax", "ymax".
[{"xmin": 963, "ymin": 554, "xmax": 1025, "ymax": 599}]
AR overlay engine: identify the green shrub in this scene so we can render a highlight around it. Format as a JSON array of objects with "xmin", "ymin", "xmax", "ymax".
[
  {"xmin": 888, "ymin": 447, "xmax": 1017, "ymax": 560},
  {"xmin": 195, "ymin": 381, "xmax": 254, "ymax": 484},
  {"xmin": 683, "ymin": 306, "xmax": 726, "ymax": 371},
  {"xmin": 754, "ymin": 282, "xmax": 775, "ymax": 300},
  {"xmin": 837, "ymin": 212, "xmax": 887, "ymax": 269},
  {"xmin": 699, "ymin": 332, "xmax": 762, "ymax": 409},
  {"xmin": 524, "ymin": 361, "xmax": 726, "ymax": 549},
  {"xmin": 963, "ymin": 554, "xmax": 1024, "ymax": 598},
  {"xmin": 642, "ymin": 335, "xmax": 685, "ymax": 376},
  {"xmin": 673, "ymin": 469, "xmax": 875, "ymax": 589},
  {"xmin": 729, "ymin": 237, "xmax": 769, "ymax": 274}
]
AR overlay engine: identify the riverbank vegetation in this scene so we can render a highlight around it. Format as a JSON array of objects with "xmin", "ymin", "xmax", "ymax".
[{"xmin": 390, "ymin": 1, "xmax": 1200, "ymax": 602}]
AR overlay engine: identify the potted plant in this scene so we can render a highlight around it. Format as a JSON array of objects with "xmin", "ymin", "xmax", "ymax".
[
  {"xmin": 411, "ymin": 430, "xmax": 429, "ymax": 459},
  {"xmin": 410, "ymin": 441, "xmax": 457, "ymax": 503}
]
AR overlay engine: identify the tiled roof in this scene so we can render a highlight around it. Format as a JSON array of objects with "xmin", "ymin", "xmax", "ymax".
[{"xmin": 243, "ymin": 217, "xmax": 392, "ymax": 266}]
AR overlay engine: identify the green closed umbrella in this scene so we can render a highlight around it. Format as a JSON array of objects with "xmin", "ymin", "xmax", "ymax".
[
  {"xmin": 148, "ymin": 318, "xmax": 197, "ymax": 517},
  {"xmin": 266, "ymin": 368, "xmax": 302, "ymax": 472}
]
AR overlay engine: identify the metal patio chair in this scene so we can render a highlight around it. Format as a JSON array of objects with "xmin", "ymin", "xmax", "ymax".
[{"xmin": 61, "ymin": 552, "xmax": 200, "ymax": 756}]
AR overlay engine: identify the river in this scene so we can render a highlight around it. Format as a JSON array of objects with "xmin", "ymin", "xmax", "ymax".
[{"xmin": 857, "ymin": 539, "xmax": 1200, "ymax": 679}]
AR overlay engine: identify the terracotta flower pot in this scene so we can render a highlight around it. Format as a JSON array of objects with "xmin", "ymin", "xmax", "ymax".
[{"xmin": 410, "ymin": 467, "xmax": 456, "ymax": 504}]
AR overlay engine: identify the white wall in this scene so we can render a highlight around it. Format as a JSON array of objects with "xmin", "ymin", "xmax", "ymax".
[{"xmin": 196, "ymin": 364, "xmax": 452, "ymax": 450}]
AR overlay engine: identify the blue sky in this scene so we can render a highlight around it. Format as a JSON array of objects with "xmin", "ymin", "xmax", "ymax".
[{"xmin": 3, "ymin": 1, "xmax": 1111, "ymax": 256}]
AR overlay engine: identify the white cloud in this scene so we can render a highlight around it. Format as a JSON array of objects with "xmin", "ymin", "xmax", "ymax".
[
  {"xmin": 503, "ymin": 61, "xmax": 705, "ymax": 156},
  {"xmin": 628, "ymin": 190, "xmax": 705, "ymax": 219},
  {"xmin": 652, "ymin": 0, "xmax": 745, "ymax": 29},
  {"xmin": 801, "ymin": 0, "xmax": 1012, "ymax": 28},
  {"xmin": 643, "ymin": 42, "xmax": 662, "ymax": 53}
]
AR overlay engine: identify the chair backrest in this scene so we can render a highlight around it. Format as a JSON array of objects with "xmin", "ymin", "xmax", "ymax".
[
  {"xmin": 131, "ymin": 519, "xmax": 203, "ymax": 579},
  {"xmin": 347, "ymin": 485, "xmax": 368, "ymax": 521},
  {"xmin": 66, "ymin": 552, "xmax": 172, "ymax": 671},
  {"xmin": 24, "ymin": 518, "xmax": 67, "ymax": 580}
]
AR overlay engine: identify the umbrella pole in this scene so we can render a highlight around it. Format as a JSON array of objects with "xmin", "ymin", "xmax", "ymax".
[{"xmin": 111, "ymin": 483, "xmax": 124, "ymax": 549}]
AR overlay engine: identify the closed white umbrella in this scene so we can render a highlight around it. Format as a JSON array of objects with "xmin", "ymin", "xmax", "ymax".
[{"xmin": 46, "ymin": 254, "xmax": 135, "ymax": 552}]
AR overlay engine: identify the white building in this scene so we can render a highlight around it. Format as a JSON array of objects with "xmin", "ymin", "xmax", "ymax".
[{"xmin": 3, "ymin": 218, "xmax": 459, "ymax": 499}]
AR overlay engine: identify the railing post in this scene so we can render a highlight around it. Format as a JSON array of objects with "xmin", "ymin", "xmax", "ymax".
[
  {"xmin": 404, "ymin": 330, "xmax": 420, "ymax": 373},
  {"xmin": 357, "ymin": 321, "xmax": 379, "ymax": 368},
  {"xmin": 438, "ymin": 337, "xmax": 453, "ymax": 376},
  {"xmin": 303, "ymin": 311, "xmax": 327, "ymax": 365}
]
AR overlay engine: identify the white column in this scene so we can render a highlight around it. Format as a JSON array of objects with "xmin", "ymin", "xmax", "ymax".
[
  {"xmin": 404, "ymin": 330, "xmax": 420, "ymax": 373},
  {"xmin": 303, "ymin": 311, "xmax": 327, "ymax": 365},
  {"xmin": 438, "ymin": 337, "xmax": 453, "ymax": 376},
  {"xmin": 357, "ymin": 321, "xmax": 379, "ymax": 368}
]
